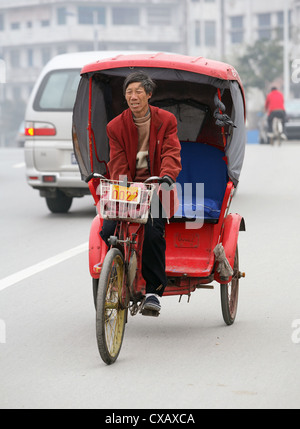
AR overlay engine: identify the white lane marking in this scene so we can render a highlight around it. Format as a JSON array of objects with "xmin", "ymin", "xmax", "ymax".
[
  {"xmin": 13, "ymin": 162, "xmax": 25, "ymax": 168},
  {"xmin": 0, "ymin": 242, "xmax": 88, "ymax": 292}
]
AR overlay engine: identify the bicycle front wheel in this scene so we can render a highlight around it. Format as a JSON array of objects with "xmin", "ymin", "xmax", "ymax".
[{"xmin": 96, "ymin": 248, "xmax": 126, "ymax": 365}]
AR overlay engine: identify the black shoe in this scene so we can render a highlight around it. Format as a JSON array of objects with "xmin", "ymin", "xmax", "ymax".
[{"xmin": 143, "ymin": 294, "xmax": 161, "ymax": 312}]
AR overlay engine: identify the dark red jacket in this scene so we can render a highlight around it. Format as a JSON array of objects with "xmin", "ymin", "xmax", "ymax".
[
  {"xmin": 265, "ymin": 90, "xmax": 285, "ymax": 114},
  {"xmin": 107, "ymin": 105, "xmax": 182, "ymax": 182}
]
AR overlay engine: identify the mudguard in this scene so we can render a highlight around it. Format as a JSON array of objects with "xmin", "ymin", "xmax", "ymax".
[
  {"xmin": 214, "ymin": 213, "xmax": 245, "ymax": 283},
  {"xmin": 89, "ymin": 215, "xmax": 108, "ymax": 278}
]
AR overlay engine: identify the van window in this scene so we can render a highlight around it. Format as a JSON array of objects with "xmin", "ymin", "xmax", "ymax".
[{"xmin": 33, "ymin": 69, "xmax": 81, "ymax": 111}]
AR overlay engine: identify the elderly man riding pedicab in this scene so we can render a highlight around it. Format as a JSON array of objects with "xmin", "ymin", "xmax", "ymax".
[{"xmin": 100, "ymin": 71, "xmax": 182, "ymax": 314}]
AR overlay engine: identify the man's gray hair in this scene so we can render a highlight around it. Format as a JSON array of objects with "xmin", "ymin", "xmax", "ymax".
[{"xmin": 123, "ymin": 71, "xmax": 156, "ymax": 95}]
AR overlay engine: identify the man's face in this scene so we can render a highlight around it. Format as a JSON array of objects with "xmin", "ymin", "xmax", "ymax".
[{"xmin": 125, "ymin": 82, "xmax": 152, "ymax": 118}]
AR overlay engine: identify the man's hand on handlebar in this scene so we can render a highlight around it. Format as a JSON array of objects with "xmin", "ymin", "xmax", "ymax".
[{"xmin": 161, "ymin": 175, "xmax": 174, "ymax": 187}]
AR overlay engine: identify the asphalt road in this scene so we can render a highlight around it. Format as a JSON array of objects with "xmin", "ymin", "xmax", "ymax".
[{"xmin": 0, "ymin": 144, "xmax": 300, "ymax": 409}]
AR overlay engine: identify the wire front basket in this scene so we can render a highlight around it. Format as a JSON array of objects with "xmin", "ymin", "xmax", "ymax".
[{"xmin": 99, "ymin": 179, "xmax": 155, "ymax": 224}]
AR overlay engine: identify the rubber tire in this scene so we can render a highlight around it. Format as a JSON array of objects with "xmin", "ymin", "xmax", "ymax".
[
  {"xmin": 220, "ymin": 245, "xmax": 239, "ymax": 325},
  {"xmin": 96, "ymin": 248, "xmax": 126, "ymax": 365},
  {"xmin": 92, "ymin": 278, "xmax": 99, "ymax": 309},
  {"xmin": 45, "ymin": 190, "xmax": 73, "ymax": 213}
]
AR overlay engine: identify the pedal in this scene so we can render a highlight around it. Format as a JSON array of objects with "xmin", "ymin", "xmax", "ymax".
[{"xmin": 140, "ymin": 308, "xmax": 160, "ymax": 317}]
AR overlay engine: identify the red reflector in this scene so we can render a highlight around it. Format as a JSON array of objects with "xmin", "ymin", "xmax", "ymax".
[
  {"xmin": 25, "ymin": 128, "xmax": 34, "ymax": 137},
  {"xmin": 42, "ymin": 175, "xmax": 56, "ymax": 183},
  {"xmin": 25, "ymin": 128, "xmax": 56, "ymax": 136},
  {"xmin": 29, "ymin": 176, "xmax": 39, "ymax": 180},
  {"xmin": 35, "ymin": 128, "xmax": 56, "ymax": 136}
]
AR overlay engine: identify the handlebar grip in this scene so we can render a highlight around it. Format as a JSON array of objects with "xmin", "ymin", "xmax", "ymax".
[
  {"xmin": 144, "ymin": 176, "xmax": 175, "ymax": 188},
  {"xmin": 144, "ymin": 176, "xmax": 164, "ymax": 184},
  {"xmin": 84, "ymin": 172, "xmax": 107, "ymax": 183}
]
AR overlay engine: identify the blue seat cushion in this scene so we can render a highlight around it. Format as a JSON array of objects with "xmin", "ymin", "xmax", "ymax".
[{"xmin": 174, "ymin": 142, "xmax": 228, "ymax": 220}]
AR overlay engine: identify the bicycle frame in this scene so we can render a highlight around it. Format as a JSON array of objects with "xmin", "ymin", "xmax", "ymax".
[{"xmin": 114, "ymin": 219, "xmax": 146, "ymax": 308}]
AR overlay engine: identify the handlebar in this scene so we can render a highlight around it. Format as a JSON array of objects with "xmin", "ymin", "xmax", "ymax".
[
  {"xmin": 144, "ymin": 176, "xmax": 164, "ymax": 184},
  {"xmin": 84, "ymin": 172, "xmax": 107, "ymax": 183},
  {"xmin": 85, "ymin": 173, "xmax": 173, "ymax": 186}
]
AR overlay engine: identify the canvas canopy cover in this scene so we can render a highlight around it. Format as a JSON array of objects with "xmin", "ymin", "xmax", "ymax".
[{"xmin": 72, "ymin": 52, "xmax": 246, "ymax": 187}]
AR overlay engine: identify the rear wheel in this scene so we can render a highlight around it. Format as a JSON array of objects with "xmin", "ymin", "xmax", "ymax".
[
  {"xmin": 92, "ymin": 278, "xmax": 99, "ymax": 309},
  {"xmin": 220, "ymin": 246, "xmax": 239, "ymax": 325},
  {"xmin": 46, "ymin": 190, "xmax": 73, "ymax": 213},
  {"xmin": 96, "ymin": 248, "xmax": 126, "ymax": 365}
]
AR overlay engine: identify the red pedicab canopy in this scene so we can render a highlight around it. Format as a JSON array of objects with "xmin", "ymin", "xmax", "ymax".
[{"xmin": 72, "ymin": 52, "xmax": 246, "ymax": 186}]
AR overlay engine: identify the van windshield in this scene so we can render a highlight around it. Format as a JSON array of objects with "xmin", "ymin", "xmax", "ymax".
[{"xmin": 33, "ymin": 69, "xmax": 81, "ymax": 111}]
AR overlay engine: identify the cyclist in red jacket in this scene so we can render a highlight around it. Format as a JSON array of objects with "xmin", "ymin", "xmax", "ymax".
[{"xmin": 265, "ymin": 87, "xmax": 286, "ymax": 138}]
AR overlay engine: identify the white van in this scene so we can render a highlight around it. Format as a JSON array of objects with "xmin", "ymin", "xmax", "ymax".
[{"xmin": 24, "ymin": 51, "xmax": 139, "ymax": 213}]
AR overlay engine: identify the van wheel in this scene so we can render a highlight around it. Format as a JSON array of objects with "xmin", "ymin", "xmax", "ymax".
[{"xmin": 45, "ymin": 190, "xmax": 73, "ymax": 213}]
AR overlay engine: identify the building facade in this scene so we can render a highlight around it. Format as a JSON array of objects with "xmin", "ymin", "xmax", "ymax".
[
  {"xmin": 0, "ymin": 0, "xmax": 186, "ymax": 103},
  {"xmin": 0, "ymin": 0, "xmax": 298, "ymax": 144},
  {"xmin": 187, "ymin": 0, "xmax": 295, "ymax": 59},
  {"xmin": 1, "ymin": 0, "xmax": 297, "ymax": 101}
]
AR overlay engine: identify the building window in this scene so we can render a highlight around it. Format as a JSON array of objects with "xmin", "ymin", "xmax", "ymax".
[
  {"xmin": 27, "ymin": 49, "xmax": 34, "ymax": 67},
  {"xmin": 13, "ymin": 86, "xmax": 21, "ymax": 101},
  {"xmin": 57, "ymin": 46, "xmax": 68, "ymax": 55},
  {"xmin": 230, "ymin": 15, "xmax": 244, "ymax": 44},
  {"xmin": 57, "ymin": 7, "xmax": 66, "ymax": 25},
  {"xmin": 204, "ymin": 21, "xmax": 216, "ymax": 46},
  {"xmin": 11, "ymin": 22, "xmax": 20, "ymax": 30},
  {"xmin": 277, "ymin": 11, "xmax": 284, "ymax": 26},
  {"xmin": 41, "ymin": 20, "xmax": 50, "ymax": 27},
  {"xmin": 41, "ymin": 47, "xmax": 51, "ymax": 65},
  {"xmin": 258, "ymin": 13, "xmax": 271, "ymax": 27},
  {"xmin": 195, "ymin": 20, "xmax": 201, "ymax": 46},
  {"xmin": 0, "ymin": 14, "xmax": 4, "ymax": 31},
  {"xmin": 147, "ymin": 7, "xmax": 171, "ymax": 26},
  {"xmin": 112, "ymin": 7, "xmax": 139, "ymax": 25},
  {"xmin": 257, "ymin": 13, "xmax": 271, "ymax": 40},
  {"xmin": 10, "ymin": 50, "xmax": 20, "ymax": 67},
  {"xmin": 78, "ymin": 6, "xmax": 106, "ymax": 25},
  {"xmin": 276, "ymin": 10, "xmax": 292, "ymax": 40},
  {"xmin": 276, "ymin": 11, "xmax": 284, "ymax": 39}
]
